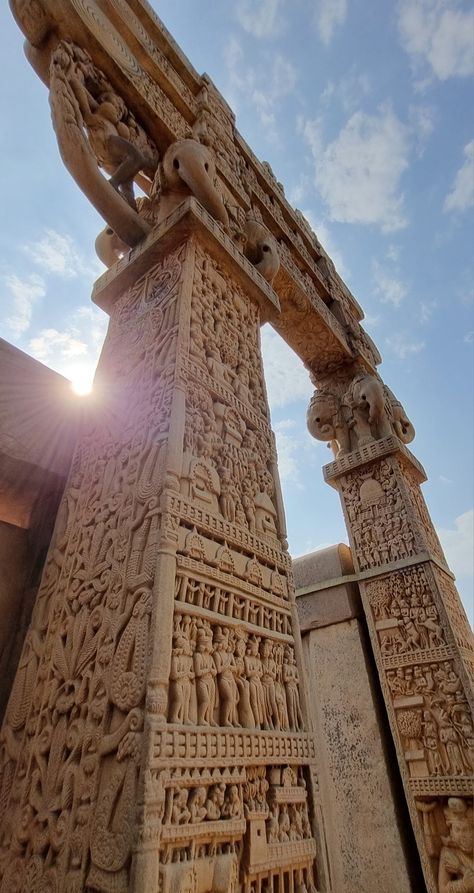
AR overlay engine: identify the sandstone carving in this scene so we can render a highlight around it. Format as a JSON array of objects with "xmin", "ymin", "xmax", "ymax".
[
  {"xmin": 49, "ymin": 40, "xmax": 154, "ymax": 247},
  {"xmin": 307, "ymin": 370, "xmax": 415, "ymax": 457},
  {"xmin": 243, "ymin": 215, "xmax": 280, "ymax": 284},
  {"xmin": 154, "ymin": 137, "xmax": 229, "ymax": 227},
  {"xmin": 4, "ymin": 4, "xmax": 473, "ymax": 893}
]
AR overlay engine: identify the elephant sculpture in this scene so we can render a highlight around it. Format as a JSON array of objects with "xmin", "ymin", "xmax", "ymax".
[
  {"xmin": 95, "ymin": 136, "xmax": 229, "ymax": 266},
  {"xmin": 344, "ymin": 372, "xmax": 392, "ymax": 445},
  {"xmin": 243, "ymin": 216, "xmax": 280, "ymax": 284},
  {"xmin": 385, "ymin": 387, "xmax": 415, "ymax": 444},
  {"xmin": 306, "ymin": 392, "xmax": 351, "ymax": 457},
  {"xmin": 95, "ymin": 226, "xmax": 128, "ymax": 268},
  {"xmin": 307, "ymin": 373, "xmax": 415, "ymax": 457},
  {"xmin": 157, "ymin": 137, "xmax": 229, "ymax": 227}
]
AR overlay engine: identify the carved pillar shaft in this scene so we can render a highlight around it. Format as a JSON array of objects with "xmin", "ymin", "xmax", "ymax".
[
  {"xmin": 0, "ymin": 202, "xmax": 323, "ymax": 893},
  {"xmin": 323, "ymin": 435, "xmax": 474, "ymax": 893}
]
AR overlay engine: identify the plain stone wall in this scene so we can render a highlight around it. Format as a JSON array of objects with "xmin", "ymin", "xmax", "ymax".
[{"xmin": 295, "ymin": 545, "xmax": 421, "ymax": 893}]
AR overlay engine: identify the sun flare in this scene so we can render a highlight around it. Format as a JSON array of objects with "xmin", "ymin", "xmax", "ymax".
[{"xmin": 69, "ymin": 365, "xmax": 95, "ymax": 396}]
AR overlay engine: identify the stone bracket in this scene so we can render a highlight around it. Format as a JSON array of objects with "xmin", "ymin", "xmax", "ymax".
[
  {"xmin": 323, "ymin": 435, "xmax": 427, "ymax": 485},
  {"xmin": 92, "ymin": 197, "xmax": 281, "ymax": 320}
]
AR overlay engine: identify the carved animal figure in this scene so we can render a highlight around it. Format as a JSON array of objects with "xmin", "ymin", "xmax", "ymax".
[
  {"xmin": 306, "ymin": 391, "xmax": 351, "ymax": 457},
  {"xmin": 345, "ymin": 372, "xmax": 392, "ymax": 444},
  {"xmin": 95, "ymin": 226, "xmax": 128, "ymax": 267},
  {"xmin": 158, "ymin": 137, "xmax": 229, "ymax": 227},
  {"xmin": 243, "ymin": 217, "xmax": 280, "ymax": 283},
  {"xmin": 95, "ymin": 136, "xmax": 229, "ymax": 266},
  {"xmin": 385, "ymin": 386, "xmax": 415, "ymax": 444}
]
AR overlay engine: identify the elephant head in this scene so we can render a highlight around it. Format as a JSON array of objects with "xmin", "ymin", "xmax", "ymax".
[
  {"xmin": 385, "ymin": 388, "xmax": 416, "ymax": 444},
  {"xmin": 95, "ymin": 226, "xmax": 128, "ymax": 268},
  {"xmin": 307, "ymin": 392, "xmax": 351, "ymax": 456},
  {"xmin": 243, "ymin": 217, "xmax": 280, "ymax": 284},
  {"xmin": 159, "ymin": 138, "xmax": 228, "ymax": 227}
]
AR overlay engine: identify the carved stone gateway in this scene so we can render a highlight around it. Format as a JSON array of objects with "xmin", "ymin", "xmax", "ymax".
[{"xmin": 3, "ymin": 2, "xmax": 473, "ymax": 892}]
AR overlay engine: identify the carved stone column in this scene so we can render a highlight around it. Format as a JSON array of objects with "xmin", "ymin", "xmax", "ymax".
[
  {"xmin": 0, "ymin": 200, "xmax": 323, "ymax": 893},
  {"xmin": 322, "ymin": 434, "xmax": 474, "ymax": 893}
]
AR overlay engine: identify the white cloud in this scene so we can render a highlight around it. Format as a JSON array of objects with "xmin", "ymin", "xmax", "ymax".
[
  {"xmin": 24, "ymin": 228, "xmax": 101, "ymax": 279},
  {"xmin": 225, "ymin": 37, "xmax": 296, "ymax": 143},
  {"xmin": 409, "ymin": 104, "xmax": 436, "ymax": 155},
  {"xmin": 303, "ymin": 105, "xmax": 409, "ymax": 231},
  {"xmin": 235, "ymin": 0, "xmax": 283, "ymax": 38},
  {"xmin": 314, "ymin": 0, "xmax": 348, "ymax": 44},
  {"xmin": 27, "ymin": 304, "xmax": 107, "ymax": 391},
  {"xmin": 386, "ymin": 244, "xmax": 400, "ymax": 262},
  {"xmin": 437, "ymin": 509, "xmax": 474, "ymax": 578},
  {"xmin": 385, "ymin": 333, "xmax": 425, "ymax": 359},
  {"xmin": 273, "ymin": 419, "xmax": 301, "ymax": 484},
  {"xmin": 397, "ymin": 0, "xmax": 474, "ymax": 81},
  {"xmin": 2, "ymin": 273, "xmax": 46, "ymax": 336},
  {"xmin": 29, "ymin": 329, "xmax": 88, "ymax": 361},
  {"xmin": 372, "ymin": 259, "xmax": 408, "ymax": 307},
  {"xmin": 321, "ymin": 71, "xmax": 371, "ymax": 113},
  {"xmin": 302, "ymin": 214, "xmax": 347, "ymax": 278},
  {"xmin": 419, "ymin": 300, "xmax": 437, "ymax": 323},
  {"xmin": 464, "ymin": 330, "xmax": 474, "ymax": 344},
  {"xmin": 261, "ymin": 326, "xmax": 314, "ymax": 410},
  {"xmin": 444, "ymin": 140, "xmax": 474, "ymax": 213},
  {"xmin": 73, "ymin": 305, "xmax": 109, "ymax": 350}
]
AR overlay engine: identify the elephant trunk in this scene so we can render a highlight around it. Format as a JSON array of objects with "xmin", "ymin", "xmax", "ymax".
[{"xmin": 179, "ymin": 166, "xmax": 229, "ymax": 228}]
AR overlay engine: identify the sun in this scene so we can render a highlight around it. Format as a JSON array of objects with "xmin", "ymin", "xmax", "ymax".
[{"xmin": 68, "ymin": 364, "xmax": 95, "ymax": 396}]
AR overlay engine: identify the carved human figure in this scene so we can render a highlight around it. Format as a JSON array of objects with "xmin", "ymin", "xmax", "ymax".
[
  {"xmin": 439, "ymin": 714, "xmax": 465, "ymax": 775},
  {"xmin": 205, "ymin": 782, "xmax": 226, "ymax": 820},
  {"xmin": 189, "ymin": 786, "xmax": 207, "ymax": 823},
  {"xmin": 273, "ymin": 645, "xmax": 289, "ymax": 729},
  {"xmin": 260, "ymin": 640, "xmax": 280, "ymax": 730},
  {"xmin": 219, "ymin": 468, "xmax": 238, "ymax": 523},
  {"xmin": 71, "ymin": 80, "xmax": 156, "ymax": 209},
  {"xmin": 283, "ymin": 646, "xmax": 303, "ymax": 731},
  {"xmin": 169, "ymin": 633, "xmax": 194, "ymax": 724},
  {"xmin": 222, "ymin": 784, "xmax": 242, "ymax": 819},
  {"xmin": 172, "ymin": 788, "xmax": 191, "ymax": 825},
  {"xmin": 267, "ymin": 806, "xmax": 280, "ymax": 843},
  {"xmin": 193, "ymin": 629, "xmax": 217, "ymax": 725},
  {"xmin": 245, "ymin": 638, "xmax": 265, "ymax": 729},
  {"xmin": 213, "ymin": 627, "xmax": 240, "ymax": 727},
  {"xmin": 438, "ymin": 798, "xmax": 474, "ymax": 893},
  {"xmin": 234, "ymin": 635, "xmax": 255, "ymax": 727},
  {"xmin": 422, "ymin": 711, "xmax": 443, "ymax": 775},
  {"xmin": 48, "ymin": 41, "xmax": 151, "ymax": 251},
  {"xmin": 278, "ymin": 804, "xmax": 291, "ymax": 842}
]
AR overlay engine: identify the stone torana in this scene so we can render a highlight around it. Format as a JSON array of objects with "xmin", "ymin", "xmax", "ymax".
[{"xmin": 1, "ymin": 2, "xmax": 473, "ymax": 892}]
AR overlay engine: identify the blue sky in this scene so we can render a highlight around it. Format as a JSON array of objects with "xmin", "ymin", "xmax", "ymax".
[{"xmin": 1, "ymin": 1, "xmax": 473, "ymax": 619}]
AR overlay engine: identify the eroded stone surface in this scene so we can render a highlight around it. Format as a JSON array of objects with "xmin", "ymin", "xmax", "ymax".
[{"xmin": 3, "ymin": 3, "xmax": 473, "ymax": 892}]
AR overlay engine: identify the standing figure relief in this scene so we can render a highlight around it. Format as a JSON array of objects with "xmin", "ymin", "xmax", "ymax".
[{"xmin": 168, "ymin": 617, "xmax": 302, "ymax": 732}]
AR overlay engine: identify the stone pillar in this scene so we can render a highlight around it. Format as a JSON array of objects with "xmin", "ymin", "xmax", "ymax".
[
  {"xmin": 294, "ymin": 544, "xmax": 422, "ymax": 893},
  {"xmin": 0, "ymin": 201, "xmax": 322, "ymax": 893},
  {"xmin": 321, "ymin": 436, "xmax": 474, "ymax": 893}
]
